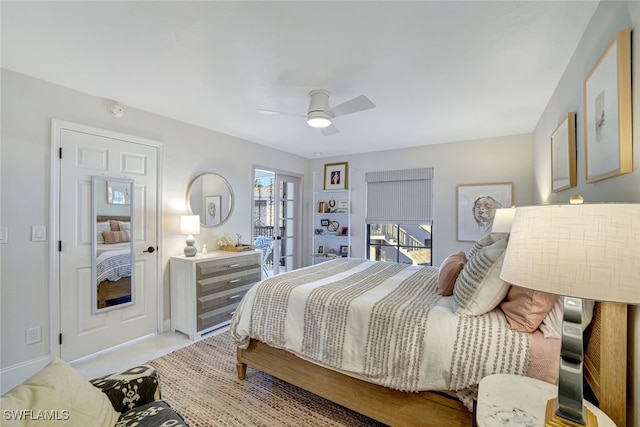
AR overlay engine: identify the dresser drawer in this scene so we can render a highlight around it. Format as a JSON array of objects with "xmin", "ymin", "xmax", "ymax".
[
  {"xmin": 198, "ymin": 304, "xmax": 239, "ymax": 332},
  {"xmin": 196, "ymin": 267, "xmax": 261, "ymax": 297},
  {"xmin": 197, "ymin": 283, "xmax": 253, "ymax": 313},
  {"xmin": 196, "ymin": 253, "xmax": 261, "ymax": 279}
]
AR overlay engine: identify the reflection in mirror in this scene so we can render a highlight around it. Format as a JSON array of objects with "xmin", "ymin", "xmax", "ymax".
[
  {"xmin": 186, "ymin": 173, "xmax": 234, "ymax": 227},
  {"xmin": 91, "ymin": 176, "xmax": 135, "ymax": 314}
]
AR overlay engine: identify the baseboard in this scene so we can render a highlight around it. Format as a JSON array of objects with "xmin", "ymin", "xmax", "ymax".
[{"xmin": 0, "ymin": 355, "xmax": 52, "ymax": 395}]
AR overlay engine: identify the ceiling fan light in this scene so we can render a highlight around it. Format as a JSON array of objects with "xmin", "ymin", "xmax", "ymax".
[{"xmin": 307, "ymin": 111, "xmax": 331, "ymax": 128}]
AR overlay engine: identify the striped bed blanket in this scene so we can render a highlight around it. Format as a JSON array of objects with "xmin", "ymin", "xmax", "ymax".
[
  {"xmin": 96, "ymin": 245, "xmax": 132, "ymax": 284},
  {"xmin": 231, "ymin": 258, "xmax": 534, "ymax": 406}
]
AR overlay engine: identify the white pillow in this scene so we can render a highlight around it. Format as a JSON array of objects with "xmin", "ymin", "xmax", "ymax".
[
  {"xmin": 96, "ymin": 221, "xmax": 111, "ymax": 244},
  {"xmin": 0, "ymin": 357, "xmax": 120, "ymax": 427},
  {"xmin": 454, "ymin": 238, "xmax": 510, "ymax": 316},
  {"xmin": 540, "ymin": 298, "xmax": 596, "ymax": 339}
]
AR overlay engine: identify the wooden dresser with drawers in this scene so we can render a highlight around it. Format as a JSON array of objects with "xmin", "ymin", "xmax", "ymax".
[{"xmin": 170, "ymin": 250, "xmax": 262, "ymax": 340}]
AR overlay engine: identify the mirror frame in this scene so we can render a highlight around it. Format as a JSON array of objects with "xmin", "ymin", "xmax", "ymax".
[
  {"xmin": 186, "ymin": 172, "xmax": 235, "ymax": 227},
  {"xmin": 91, "ymin": 176, "xmax": 135, "ymax": 314}
]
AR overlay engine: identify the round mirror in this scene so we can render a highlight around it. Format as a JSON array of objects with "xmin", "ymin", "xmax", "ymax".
[{"xmin": 186, "ymin": 173, "xmax": 235, "ymax": 227}]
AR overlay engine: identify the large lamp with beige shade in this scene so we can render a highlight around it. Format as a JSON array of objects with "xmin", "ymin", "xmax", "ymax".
[{"xmin": 500, "ymin": 203, "xmax": 640, "ymax": 427}]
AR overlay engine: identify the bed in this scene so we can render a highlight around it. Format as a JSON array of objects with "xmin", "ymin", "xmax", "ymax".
[
  {"xmin": 95, "ymin": 215, "xmax": 133, "ymax": 308},
  {"xmin": 231, "ymin": 244, "xmax": 628, "ymax": 427}
]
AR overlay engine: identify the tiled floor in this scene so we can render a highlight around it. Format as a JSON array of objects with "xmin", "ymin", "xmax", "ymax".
[{"xmin": 70, "ymin": 326, "xmax": 228, "ymax": 380}]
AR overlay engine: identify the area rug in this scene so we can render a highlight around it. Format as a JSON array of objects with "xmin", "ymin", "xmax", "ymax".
[{"xmin": 148, "ymin": 332, "xmax": 385, "ymax": 426}]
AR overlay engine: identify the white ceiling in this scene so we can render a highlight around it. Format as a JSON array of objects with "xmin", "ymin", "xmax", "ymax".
[{"xmin": 1, "ymin": 1, "xmax": 599, "ymax": 159}]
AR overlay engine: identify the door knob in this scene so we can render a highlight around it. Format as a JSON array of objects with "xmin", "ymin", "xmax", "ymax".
[
  {"xmin": 276, "ymin": 236, "xmax": 282, "ymax": 240},
  {"xmin": 143, "ymin": 246, "xmax": 156, "ymax": 253}
]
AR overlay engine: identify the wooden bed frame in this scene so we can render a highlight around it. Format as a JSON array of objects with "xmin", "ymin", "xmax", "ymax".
[{"xmin": 237, "ymin": 301, "xmax": 628, "ymax": 427}]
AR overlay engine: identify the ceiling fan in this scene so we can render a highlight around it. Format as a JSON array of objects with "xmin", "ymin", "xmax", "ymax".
[{"xmin": 257, "ymin": 89, "xmax": 376, "ymax": 136}]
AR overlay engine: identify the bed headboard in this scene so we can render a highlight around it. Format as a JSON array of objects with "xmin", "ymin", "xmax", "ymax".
[
  {"xmin": 584, "ymin": 301, "xmax": 628, "ymax": 427},
  {"xmin": 97, "ymin": 215, "xmax": 131, "ymax": 223}
]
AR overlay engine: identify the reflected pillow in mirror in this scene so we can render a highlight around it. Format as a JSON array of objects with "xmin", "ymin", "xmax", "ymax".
[
  {"xmin": 102, "ymin": 230, "xmax": 130, "ymax": 244},
  {"xmin": 118, "ymin": 221, "xmax": 131, "ymax": 231},
  {"xmin": 96, "ymin": 221, "xmax": 111, "ymax": 244}
]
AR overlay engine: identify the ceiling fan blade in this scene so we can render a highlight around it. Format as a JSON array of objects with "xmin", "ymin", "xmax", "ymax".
[
  {"xmin": 328, "ymin": 95, "xmax": 376, "ymax": 118},
  {"xmin": 321, "ymin": 124, "xmax": 340, "ymax": 136},
  {"xmin": 256, "ymin": 108, "xmax": 305, "ymax": 118}
]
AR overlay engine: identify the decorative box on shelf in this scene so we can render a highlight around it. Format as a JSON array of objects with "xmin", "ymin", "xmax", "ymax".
[{"xmin": 221, "ymin": 244, "xmax": 254, "ymax": 252}]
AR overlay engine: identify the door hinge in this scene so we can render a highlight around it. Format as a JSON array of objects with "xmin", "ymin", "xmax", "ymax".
[
  {"xmin": 59, "ymin": 333, "xmax": 62, "ymax": 345},
  {"xmin": 58, "ymin": 241, "xmax": 62, "ymax": 252},
  {"xmin": 59, "ymin": 147, "xmax": 62, "ymax": 159}
]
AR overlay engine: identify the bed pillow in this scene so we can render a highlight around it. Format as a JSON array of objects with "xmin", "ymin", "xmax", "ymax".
[
  {"xmin": 500, "ymin": 286, "xmax": 558, "ymax": 332},
  {"xmin": 0, "ymin": 357, "xmax": 120, "ymax": 427},
  {"xmin": 102, "ymin": 230, "xmax": 130, "ymax": 244},
  {"xmin": 438, "ymin": 251, "xmax": 467, "ymax": 296},
  {"xmin": 468, "ymin": 232, "xmax": 507, "ymax": 259},
  {"xmin": 109, "ymin": 220, "xmax": 120, "ymax": 231},
  {"xmin": 118, "ymin": 221, "xmax": 131, "ymax": 231},
  {"xmin": 96, "ymin": 221, "xmax": 111, "ymax": 244},
  {"xmin": 453, "ymin": 238, "xmax": 509, "ymax": 316},
  {"xmin": 539, "ymin": 297, "xmax": 596, "ymax": 339}
]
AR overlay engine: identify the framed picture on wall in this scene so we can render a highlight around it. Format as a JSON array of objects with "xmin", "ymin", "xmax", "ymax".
[
  {"xmin": 551, "ymin": 112, "xmax": 577, "ymax": 192},
  {"xmin": 583, "ymin": 28, "xmax": 632, "ymax": 183},
  {"xmin": 324, "ymin": 162, "xmax": 349, "ymax": 190},
  {"xmin": 205, "ymin": 195, "xmax": 221, "ymax": 226},
  {"xmin": 457, "ymin": 183, "xmax": 513, "ymax": 242}
]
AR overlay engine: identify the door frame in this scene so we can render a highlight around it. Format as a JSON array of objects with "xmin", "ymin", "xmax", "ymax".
[
  {"xmin": 252, "ymin": 165, "xmax": 304, "ymax": 273},
  {"xmin": 50, "ymin": 119, "xmax": 164, "ymax": 359}
]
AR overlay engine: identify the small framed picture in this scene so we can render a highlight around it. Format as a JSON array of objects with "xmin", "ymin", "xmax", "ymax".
[
  {"xmin": 314, "ymin": 228, "xmax": 324, "ymax": 235},
  {"xmin": 318, "ymin": 245, "xmax": 324, "ymax": 254},
  {"xmin": 340, "ymin": 227, "xmax": 349, "ymax": 236},
  {"xmin": 324, "ymin": 162, "xmax": 349, "ymax": 190},
  {"xmin": 320, "ymin": 219, "xmax": 330, "ymax": 227},
  {"xmin": 339, "ymin": 245, "xmax": 349, "ymax": 257}
]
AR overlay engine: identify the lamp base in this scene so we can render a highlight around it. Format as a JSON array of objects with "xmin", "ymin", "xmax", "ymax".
[{"xmin": 545, "ymin": 398, "xmax": 598, "ymax": 427}]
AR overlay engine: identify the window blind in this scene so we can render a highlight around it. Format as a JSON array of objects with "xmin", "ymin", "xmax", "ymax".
[{"xmin": 365, "ymin": 167, "xmax": 433, "ymax": 225}]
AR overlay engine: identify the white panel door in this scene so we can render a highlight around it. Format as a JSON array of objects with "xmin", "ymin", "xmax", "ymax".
[
  {"xmin": 58, "ymin": 126, "xmax": 158, "ymax": 361},
  {"xmin": 273, "ymin": 174, "xmax": 301, "ymax": 274}
]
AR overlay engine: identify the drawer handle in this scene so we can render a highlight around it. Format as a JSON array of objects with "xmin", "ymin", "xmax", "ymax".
[
  {"xmin": 229, "ymin": 279, "xmax": 240, "ymax": 284},
  {"xmin": 227, "ymin": 263, "xmax": 240, "ymax": 268},
  {"xmin": 228, "ymin": 294, "xmax": 242, "ymax": 300}
]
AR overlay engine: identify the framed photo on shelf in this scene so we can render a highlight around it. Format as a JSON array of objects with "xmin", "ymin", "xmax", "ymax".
[
  {"xmin": 551, "ymin": 112, "xmax": 577, "ymax": 192},
  {"xmin": 317, "ymin": 245, "xmax": 324, "ymax": 254},
  {"xmin": 339, "ymin": 245, "xmax": 349, "ymax": 257},
  {"xmin": 324, "ymin": 162, "xmax": 349, "ymax": 190},
  {"xmin": 320, "ymin": 219, "xmax": 330, "ymax": 227},
  {"xmin": 457, "ymin": 183, "xmax": 513, "ymax": 242},
  {"xmin": 584, "ymin": 28, "xmax": 632, "ymax": 183},
  {"xmin": 340, "ymin": 227, "xmax": 349, "ymax": 236},
  {"xmin": 314, "ymin": 228, "xmax": 324, "ymax": 235}
]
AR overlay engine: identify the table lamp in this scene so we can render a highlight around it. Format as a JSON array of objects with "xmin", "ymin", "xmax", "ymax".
[
  {"xmin": 180, "ymin": 215, "xmax": 200, "ymax": 257},
  {"xmin": 500, "ymin": 203, "xmax": 640, "ymax": 427}
]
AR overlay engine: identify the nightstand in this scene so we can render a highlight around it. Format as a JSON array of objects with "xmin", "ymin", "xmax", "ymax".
[{"xmin": 476, "ymin": 374, "xmax": 615, "ymax": 427}]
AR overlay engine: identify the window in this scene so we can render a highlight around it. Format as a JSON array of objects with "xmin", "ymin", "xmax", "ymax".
[{"xmin": 365, "ymin": 168, "xmax": 433, "ymax": 266}]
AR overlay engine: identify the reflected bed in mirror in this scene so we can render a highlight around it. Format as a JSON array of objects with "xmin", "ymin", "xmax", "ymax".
[
  {"xmin": 186, "ymin": 173, "xmax": 234, "ymax": 227},
  {"xmin": 92, "ymin": 176, "xmax": 135, "ymax": 314}
]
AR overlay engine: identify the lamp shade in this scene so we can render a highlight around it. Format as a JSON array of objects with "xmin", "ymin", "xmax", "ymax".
[
  {"xmin": 180, "ymin": 215, "xmax": 200, "ymax": 235},
  {"xmin": 490, "ymin": 207, "xmax": 516, "ymax": 233},
  {"xmin": 500, "ymin": 204, "xmax": 640, "ymax": 304}
]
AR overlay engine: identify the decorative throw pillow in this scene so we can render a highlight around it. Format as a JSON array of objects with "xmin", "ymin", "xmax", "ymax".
[
  {"xmin": 118, "ymin": 221, "xmax": 131, "ymax": 231},
  {"xmin": 468, "ymin": 232, "xmax": 507, "ymax": 259},
  {"xmin": 454, "ymin": 238, "xmax": 509, "ymax": 316},
  {"xmin": 96, "ymin": 221, "xmax": 111, "ymax": 244},
  {"xmin": 0, "ymin": 357, "xmax": 120, "ymax": 427},
  {"xmin": 109, "ymin": 219, "xmax": 121, "ymax": 231},
  {"xmin": 539, "ymin": 297, "xmax": 596, "ymax": 339},
  {"xmin": 102, "ymin": 230, "xmax": 130, "ymax": 244},
  {"xmin": 438, "ymin": 251, "xmax": 467, "ymax": 296},
  {"xmin": 500, "ymin": 286, "xmax": 559, "ymax": 332}
]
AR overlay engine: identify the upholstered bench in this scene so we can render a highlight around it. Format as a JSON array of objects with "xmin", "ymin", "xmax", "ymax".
[{"xmin": 1, "ymin": 357, "xmax": 188, "ymax": 426}]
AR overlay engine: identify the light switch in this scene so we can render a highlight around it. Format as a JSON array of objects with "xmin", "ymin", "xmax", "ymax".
[
  {"xmin": 0, "ymin": 226, "xmax": 7, "ymax": 244},
  {"xmin": 31, "ymin": 226, "xmax": 46, "ymax": 242}
]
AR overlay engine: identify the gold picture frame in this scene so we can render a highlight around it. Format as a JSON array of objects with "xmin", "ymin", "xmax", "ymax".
[
  {"xmin": 583, "ymin": 28, "xmax": 632, "ymax": 183},
  {"xmin": 324, "ymin": 162, "xmax": 349, "ymax": 190},
  {"xmin": 551, "ymin": 112, "xmax": 577, "ymax": 192}
]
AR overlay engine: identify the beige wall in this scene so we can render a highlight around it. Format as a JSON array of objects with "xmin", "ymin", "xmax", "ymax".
[{"xmin": 531, "ymin": 2, "xmax": 639, "ymax": 425}]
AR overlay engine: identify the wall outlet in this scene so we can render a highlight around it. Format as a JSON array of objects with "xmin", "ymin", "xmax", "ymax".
[{"xmin": 26, "ymin": 326, "xmax": 41, "ymax": 345}]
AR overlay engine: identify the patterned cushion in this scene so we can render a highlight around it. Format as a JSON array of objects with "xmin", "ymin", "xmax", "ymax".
[
  {"xmin": 467, "ymin": 232, "xmax": 507, "ymax": 259},
  {"xmin": 102, "ymin": 230, "xmax": 130, "ymax": 244},
  {"xmin": 437, "ymin": 251, "xmax": 467, "ymax": 296},
  {"xmin": 500, "ymin": 286, "xmax": 558, "ymax": 332},
  {"xmin": 454, "ymin": 238, "xmax": 509, "ymax": 316},
  {"xmin": 117, "ymin": 401, "xmax": 188, "ymax": 427},
  {"xmin": 90, "ymin": 365, "xmax": 160, "ymax": 413}
]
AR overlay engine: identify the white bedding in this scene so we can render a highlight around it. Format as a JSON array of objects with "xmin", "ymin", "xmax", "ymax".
[
  {"xmin": 96, "ymin": 243, "xmax": 132, "ymax": 284},
  {"xmin": 231, "ymin": 258, "xmax": 534, "ymax": 403}
]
